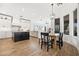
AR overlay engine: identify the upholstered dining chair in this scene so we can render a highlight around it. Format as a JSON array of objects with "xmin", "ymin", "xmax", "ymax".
[
  {"xmin": 40, "ymin": 32, "xmax": 54, "ymax": 52},
  {"xmin": 56, "ymin": 32, "xmax": 63, "ymax": 49}
]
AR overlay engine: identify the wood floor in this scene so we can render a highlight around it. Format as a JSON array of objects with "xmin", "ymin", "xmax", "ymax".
[{"xmin": 0, "ymin": 37, "xmax": 79, "ymax": 56}]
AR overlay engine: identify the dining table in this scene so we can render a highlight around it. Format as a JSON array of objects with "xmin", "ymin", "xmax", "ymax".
[{"xmin": 49, "ymin": 33, "xmax": 59, "ymax": 47}]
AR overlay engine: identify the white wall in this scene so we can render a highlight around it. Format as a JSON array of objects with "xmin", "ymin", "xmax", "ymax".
[{"xmin": 53, "ymin": 3, "xmax": 79, "ymax": 51}]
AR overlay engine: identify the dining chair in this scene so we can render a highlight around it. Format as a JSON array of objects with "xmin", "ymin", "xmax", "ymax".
[
  {"xmin": 56, "ymin": 32, "xmax": 63, "ymax": 49},
  {"xmin": 40, "ymin": 32, "xmax": 45, "ymax": 49},
  {"xmin": 40, "ymin": 32, "xmax": 54, "ymax": 52}
]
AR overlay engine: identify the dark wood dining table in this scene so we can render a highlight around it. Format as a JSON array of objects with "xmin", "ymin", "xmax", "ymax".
[{"xmin": 49, "ymin": 33, "xmax": 59, "ymax": 47}]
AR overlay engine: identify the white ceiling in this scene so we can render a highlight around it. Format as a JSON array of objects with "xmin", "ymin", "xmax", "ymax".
[{"xmin": 0, "ymin": 3, "xmax": 51, "ymax": 22}]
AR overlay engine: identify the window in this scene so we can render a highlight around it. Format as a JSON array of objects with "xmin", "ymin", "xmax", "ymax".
[
  {"xmin": 64, "ymin": 14, "xmax": 69, "ymax": 35},
  {"xmin": 73, "ymin": 9, "xmax": 77, "ymax": 36},
  {"xmin": 55, "ymin": 18, "xmax": 60, "ymax": 33}
]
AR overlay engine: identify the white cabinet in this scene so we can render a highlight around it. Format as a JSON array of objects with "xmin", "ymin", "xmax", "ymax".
[{"xmin": 0, "ymin": 13, "xmax": 13, "ymax": 39}]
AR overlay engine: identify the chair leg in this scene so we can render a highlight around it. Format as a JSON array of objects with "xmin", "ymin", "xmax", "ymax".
[
  {"xmin": 61, "ymin": 42, "xmax": 63, "ymax": 47},
  {"xmin": 39, "ymin": 38, "xmax": 40, "ymax": 44},
  {"xmin": 47, "ymin": 42, "xmax": 49, "ymax": 52},
  {"xmin": 59, "ymin": 42, "xmax": 63, "ymax": 49},
  {"xmin": 47, "ymin": 46, "xmax": 49, "ymax": 52},
  {"xmin": 51, "ymin": 39, "xmax": 54, "ymax": 48},
  {"xmin": 59, "ymin": 44, "xmax": 61, "ymax": 49},
  {"xmin": 41, "ymin": 41, "xmax": 43, "ymax": 49},
  {"xmin": 51, "ymin": 44, "xmax": 53, "ymax": 48}
]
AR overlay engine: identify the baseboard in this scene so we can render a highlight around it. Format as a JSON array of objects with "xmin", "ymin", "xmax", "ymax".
[
  {"xmin": 0, "ymin": 37, "xmax": 12, "ymax": 40},
  {"xmin": 30, "ymin": 36, "xmax": 38, "ymax": 38}
]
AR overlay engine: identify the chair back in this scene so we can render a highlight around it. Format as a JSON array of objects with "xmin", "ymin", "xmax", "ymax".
[
  {"xmin": 41, "ymin": 32, "xmax": 49, "ymax": 42},
  {"xmin": 41, "ymin": 32, "xmax": 44, "ymax": 41},
  {"xmin": 59, "ymin": 32, "xmax": 63, "ymax": 41}
]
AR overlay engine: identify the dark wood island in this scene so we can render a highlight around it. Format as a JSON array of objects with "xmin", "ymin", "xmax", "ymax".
[{"xmin": 12, "ymin": 32, "xmax": 30, "ymax": 42}]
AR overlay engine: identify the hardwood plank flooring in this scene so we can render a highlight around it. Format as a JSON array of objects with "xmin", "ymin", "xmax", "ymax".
[{"xmin": 0, "ymin": 37, "xmax": 79, "ymax": 56}]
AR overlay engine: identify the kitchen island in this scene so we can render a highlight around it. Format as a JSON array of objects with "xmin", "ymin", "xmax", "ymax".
[{"xmin": 12, "ymin": 32, "xmax": 30, "ymax": 42}]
